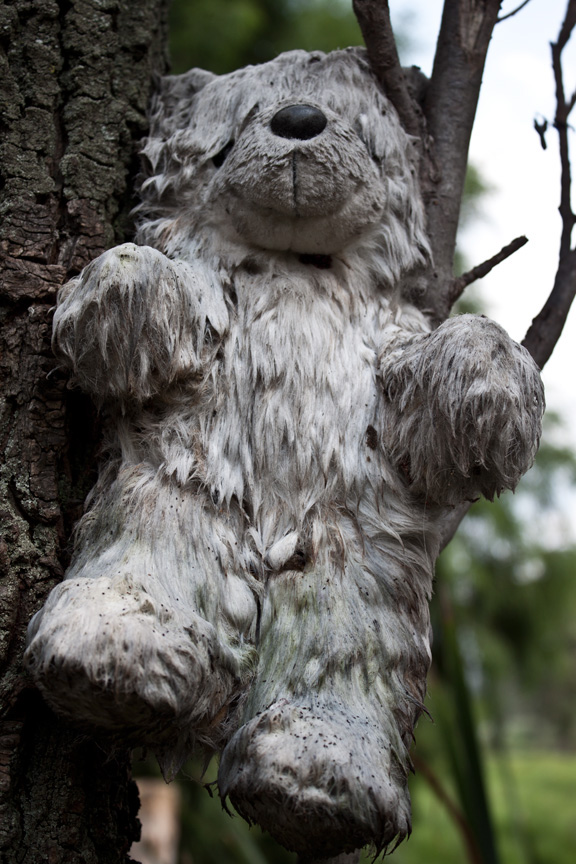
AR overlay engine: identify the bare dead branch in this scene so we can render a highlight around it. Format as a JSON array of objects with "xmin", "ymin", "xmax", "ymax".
[
  {"xmin": 552, "ymin": 2, "xmax": 576, "ymax": 258},
  {"xmin": 534, "ymin": 117, "xmax": 548, "ymax": 149},
  {"xmin": 557, "ymin": 0, "xmax": 576, "ymax": 49},
  {"xmin": 444, "ymin": 5, "xmax": 576, "ymax": 544},
  {"xmin": 352, "ymin": 0, "xmax": 423, "ymax": 138},
  {"xmin": 497, "ymin": 0, "xmax": 533, "ymax": 24},
  {"xmin": 523, "ymin": 248, "xmax": 576, "ymax": 368},
  {"xmin": 447, "ymin": 236, "xmax": 528, "ymax": 306},
  {"xmin": 523, "ymin": 0, "xmax": 576, "ymax": 370}
]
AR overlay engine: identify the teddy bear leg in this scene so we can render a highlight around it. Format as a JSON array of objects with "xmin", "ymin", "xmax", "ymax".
[
  {"xmin": 218, "ymin": 527, "xmax": 433, "ymax": 857},
  {"xmin": 25, "ymin": 470, "xmax": 259, "ymax": 758}
]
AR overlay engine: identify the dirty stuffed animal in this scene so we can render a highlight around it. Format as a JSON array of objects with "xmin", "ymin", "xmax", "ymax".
[{"xmin": 25, "ymin": 49, "xmax": 544, "ymax": 857}]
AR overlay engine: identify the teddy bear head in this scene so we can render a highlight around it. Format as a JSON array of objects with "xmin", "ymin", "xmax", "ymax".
[{"xmin": 136, "ymin": 48, "xmax": 430, "ymax": 286}]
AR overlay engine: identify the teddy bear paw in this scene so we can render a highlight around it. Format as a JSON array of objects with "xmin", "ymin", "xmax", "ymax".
[
  {"xmin": 24, "ymin": 575, "xmax": 243, "ymax": 747},
  {"xmin": 218, "ymin": 700, "xmax": 411, "ymax": 857}
]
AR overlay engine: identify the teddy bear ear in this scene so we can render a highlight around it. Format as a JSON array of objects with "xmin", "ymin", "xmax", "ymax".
[{"xmin": 149, "ymin": 68, "xmax": 218, "ymax": 139}]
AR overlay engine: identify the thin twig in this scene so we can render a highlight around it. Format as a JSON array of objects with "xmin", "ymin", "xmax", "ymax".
[
  {"xmin": 497, "ymin": 0, "xmax": 533, "ymax": 23},
  {"xmin": 352, "ymin": 0, "xmax": 423, "ymax": 138},
  {"xmin": 533, "ymin": 117, "xmax": 548, "ymax": 149},
  {"xmin": 447, "ymin": 236, "xmax": 528, "ymax": 307}
]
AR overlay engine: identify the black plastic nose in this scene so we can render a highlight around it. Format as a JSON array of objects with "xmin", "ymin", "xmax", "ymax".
[{"xmin": 270, "ymin": 105, "xmax": 327, "ymax": 140}]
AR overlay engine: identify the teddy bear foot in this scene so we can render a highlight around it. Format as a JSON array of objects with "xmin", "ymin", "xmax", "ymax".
[
  {"xmin": 25, "ymin": 574, "xmax": 246, "ymax": 750},
  {"xmin": 218, "ymin": 700, "xmax": 412, "ymax": 858}
]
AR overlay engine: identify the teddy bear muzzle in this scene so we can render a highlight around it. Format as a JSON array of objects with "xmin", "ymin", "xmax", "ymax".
[{"xmin": 215, "ymin": 102, "xmax": 385, "ymax": 252}]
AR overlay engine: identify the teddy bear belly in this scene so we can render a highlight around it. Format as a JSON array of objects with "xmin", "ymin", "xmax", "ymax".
[
  {"xmin": 210, "ymin": 393, "xmax": 379, "ymax": 493},
  {"xmin": 199, "ymin": 318, "xmax": 388, "ymax": 532}
]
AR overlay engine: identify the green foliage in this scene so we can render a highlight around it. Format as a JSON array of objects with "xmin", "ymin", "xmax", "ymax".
[
  {"xmin": 436, "ymin": 414, "xmax": 576, "ymax": 752},
  {"xmin": 133, "ymin": 747, "xmax": 576, "ymax": 863},
  {"xmin": 412, "ymin": 414, "xmax": 576, "ymax": 864},
  {"xmin": 431, "ymin": 592, "xmax": 501, "ymax": 864},
  {"xmin": 169, "ymin": 0, "xmax": 362, "ymax": 74}
]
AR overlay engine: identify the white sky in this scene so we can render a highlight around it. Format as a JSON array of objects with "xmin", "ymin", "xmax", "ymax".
[{"xmin": 388, "ymin": 0, "xmax": 576, "ymax": 443}]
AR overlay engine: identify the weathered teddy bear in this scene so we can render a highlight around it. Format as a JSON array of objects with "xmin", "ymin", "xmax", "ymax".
[{"xmin": 25, "ymin": 49, "xmax": 544, "ymax": 857}]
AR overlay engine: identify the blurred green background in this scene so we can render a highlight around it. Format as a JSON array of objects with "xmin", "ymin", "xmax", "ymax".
[{"xmin": 132, "ymin": 2, "xmax": 576, "ymax": 861}]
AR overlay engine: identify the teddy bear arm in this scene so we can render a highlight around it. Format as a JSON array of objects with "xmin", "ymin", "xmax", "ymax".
[
  {"xmin": 381, "ymin": 314, "xmax": 545, "ymax": 504},
  {"xmin": 53, "ymin": 243, "xmax": 228, "ymax": 403}
]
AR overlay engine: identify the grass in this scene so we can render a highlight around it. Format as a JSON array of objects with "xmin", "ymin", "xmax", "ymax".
[
  {"xmin": 366, "ymin": 751, "xmax": 576, "ymax": 864},
  {"xmin": 135, "ymin": 749, "xmax": 576, "ymax": 863}
]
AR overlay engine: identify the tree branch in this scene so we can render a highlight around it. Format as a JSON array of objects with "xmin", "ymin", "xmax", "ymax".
[
  {"xmin": 497, "ymin": 0, "xmax": 532, "ymax": 24},
  {"xmin": 422, "ymin": 0, "xmax": 503, "ymax": 323},
  {"xmin": 447, "ymin": 235, "xmax": 528, "ymax": 306},
  {"xmin": 523, "ymin": 0, "xmax": 576, "ymax": 368},
  {"xmin": 552, "ymin": 0, "xmax": 576, "ymax": 259},
  {"xmin": 523, "ymin": 248, "xmax": 576, "ymax": 368},
  {"xmin": 557, "ymin": 0, "xmax": 576, "ymax": 49},
  {"xmin": 352, "ymin": 0, "xmax": 424, "ymax": 139}
]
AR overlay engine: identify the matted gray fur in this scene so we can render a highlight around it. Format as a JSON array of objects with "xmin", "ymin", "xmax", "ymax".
[{"xmin": 25, "ymin": 48, "xmax": 544, "ymax": 857}]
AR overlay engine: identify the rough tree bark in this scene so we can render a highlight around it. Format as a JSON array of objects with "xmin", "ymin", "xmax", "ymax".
[{"xmin": 0, "ymin": 1, "xmax": 168, "ymax": 861}]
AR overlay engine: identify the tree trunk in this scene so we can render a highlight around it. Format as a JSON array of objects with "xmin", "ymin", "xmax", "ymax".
[{"xmin": 0, "ymin": 1, "xmax": 169, "ymax": 860}]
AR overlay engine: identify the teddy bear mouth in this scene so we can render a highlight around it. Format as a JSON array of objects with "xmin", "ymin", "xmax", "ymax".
[
  {"xmin": 298, "ymin": 253, "xmax": 332, "ymax": 269},
  {"xmin": 222, "ymin": 181, "xmax": 379, "ymax": 255},
  {"xmin": 224, "ymin": 146, "xmax": 358, "ymax": 220}
]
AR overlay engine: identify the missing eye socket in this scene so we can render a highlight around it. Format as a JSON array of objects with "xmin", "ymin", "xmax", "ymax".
[{"xmin": 212, "ymin": 141, "xmax": 235, "ymax": 168}]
